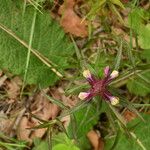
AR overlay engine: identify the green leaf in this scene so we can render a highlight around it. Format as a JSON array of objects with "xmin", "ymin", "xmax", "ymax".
[
  {"xmin": 86, "ymin": 0, "xmax": 106, "ymax": 19},
  {"xmin": 53, "ymin": 144, "xmax": 79, "ymax": 150},
  {"xmin": 138, "ymin": 24, "xmax": 150, "ymax": 49},
  {"xmin": 127, "ymin": 71, "xmax": 150, "ymax": 96},
  {"xmin": 128, "ymin": 8, "xmax": 145, "ymax": 34},
  {"xmin": 52, "ymin": 133, "xmax": 79, "ymax": 150},
  {"xmin": 0, "ymin": 132, "xmax": 27, "ymax": 150},
  {"xmin": 0, "ymin": 0, "xmax": 74, "ymax": 87},
  {"xmin": 32, "ymin": 134, "xmax": 80, "ymax": 150},
  {"xmin": 104, "ymin": 114, "xmax": 150, "ymax": 150},
  {"xmin": 67, "ymin": 98, "xmax": 105, "ymax": 138},
  {"xmin": 32, "ymin": 139, "xmax": 49, "ymax": 150},
  {"xmin": 110, "ymin": 0, "xmax": 125, "ymax": 9},
  {"xmin": 128, "ymin": 8, "xmax": 150, "ymax": 49},
  {"xmin": 76, "ymin": 136, "xmax": 91, "ymax": 150},
  {"xmin": 141, "ymin": 49, "xmax": 150, "ymax": 62}
]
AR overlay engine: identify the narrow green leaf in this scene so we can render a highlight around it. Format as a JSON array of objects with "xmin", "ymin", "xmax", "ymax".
[
  {"xmin": 114, "ymin": 41, "xmax": 122, "ymax": 70},
  {"xmin": 28, "ymin": 120, "xmax": 56, "ymax": 129},
  {"xmin": 110, "ymin": 0, "xmax": 125, "ymax": 9},
  {"xmin": 67, "ymin": 98, "xmax": 104, "ymax": 138},
  {"xmin": 42, "ymin": 92, "xmax": 68, "ymax": 110}
]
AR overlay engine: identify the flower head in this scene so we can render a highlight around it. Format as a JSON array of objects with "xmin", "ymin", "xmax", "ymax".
[{"xmin": 78, "ymin": 66, "xmax": 119, "ymax": 105}]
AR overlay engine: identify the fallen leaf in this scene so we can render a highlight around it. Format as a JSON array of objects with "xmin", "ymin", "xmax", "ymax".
[
  {"xmin": 17, "ymin": 116, "xmax": 32, "ymax": 144},
  {"xmin": 16, "ymin": 85, "xmax": 76, "ymax": 144},
  {"xmin": 17, "ymin": 90, "xmax": 60, "ymax": 143},
  {"xmin": 0, "ymin": 111, "xmax": 15, "ymax": 134},
  {"xmin": 123, "ymin": 110, "xmax": 137, "ymax": 122},
  {"xmin": 6, "ymin": 77, "xmax": 22, "ymax": 99},
  {"xmin": 59, "ymin": 0, "xmax": 88, "ymax": 37},
  {"xmin": 87, "ymin": 130, "xmax": 104, "ymax": 150},
  {"xmin": 0, "ymin": 75, "xmax": 7, "ymax": 87}
]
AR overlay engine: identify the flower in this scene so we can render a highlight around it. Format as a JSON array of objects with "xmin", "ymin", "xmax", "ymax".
[{"xmin": 78, "ymin": 66, "xmax": 119, "ymax": 105}]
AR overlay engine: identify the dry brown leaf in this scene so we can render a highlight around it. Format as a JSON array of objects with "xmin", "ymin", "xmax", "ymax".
[
  {"xmin": 17, "ymin": 85, "xmax": 76, "ymax": 143},
  {"xmin": 0, "ymin": 75, "xmax": 7, "ymax": 87},
  {"xmin": 6, "ymin": 77, "xmax": 22, "ymax": 99},
  {"xmin": 87, "ymin": 130, "xmax": 104, "ymax": 150},
  {"xmin": 123, "ymin": 110, "xmax": 137, "ymax": 122},
  {"xmin": 59, "ymin": 0, "xmax": 88, "ymax": 37},
  {"xmin": 17, "ymin": 91, "xmax": 61, "ymax": 143},
  {"xmin": 56, "ymin": 87, "xmax": 78, "ymax": 107},
  {"xmin": 17, "ymin": 116, "xmax": 32, "ymax": 144},
  {"xmin": 0, "ymin": 111, "xmax": 15, "ymax": 134}
]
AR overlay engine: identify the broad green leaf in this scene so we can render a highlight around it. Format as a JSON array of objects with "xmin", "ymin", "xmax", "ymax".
[
  {"xmin": 104, "ymin": 114, "xmax": 150, "ymax": 150},
  {"xmin": 76, "ymin": 136, "xmax": 91, "ymax": 150},
  {"xmin": 139, "ymin": 24, "xmax": 150, "ymax": 49},
  {"xmin": 32, "ymin": 139, "xmax": 49, "ymax": 150},
  {"xmin": 141, "ymin": 49, "xmax": 150, "ymax": 62},
  {"xmin": 53, "ymin": 144, "xmax": 79, "ymax": 150},
  {"xmin": 127, "ymin": 71, "xmax": 150, "ymax": 96},
  {"xmin": 0, "ymin": 0, "xmax": 74, "ymax": 87},
  {"xmin": 52, "ymin": 133, "xmax": 79, "ymax": 150},
  {"xmin": 32, "ymin": 134, "xmax": 80, "ymax": 150},
  {"xmin": 67, "ymin": 98, "xmax": 105, "ymax": 138},
  {"xmin": 128, "ymin": 8, "xmax": 150, "ymax": 49},
  {"xmin": 128, "ymin": 8, "xmax": 144, "ymax": 34}
]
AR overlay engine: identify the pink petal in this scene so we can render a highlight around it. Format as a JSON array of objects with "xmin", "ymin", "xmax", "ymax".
[{"xmin": 104, "ymin": 66, "xmax": 110, "ymax": 77}]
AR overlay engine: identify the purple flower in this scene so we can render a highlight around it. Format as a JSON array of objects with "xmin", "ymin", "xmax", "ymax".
[{"xmin": 78, "ymin": 66, "xmax": 119, "ymax": 105}]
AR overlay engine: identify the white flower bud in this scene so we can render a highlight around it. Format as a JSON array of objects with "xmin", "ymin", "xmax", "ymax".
[
  {"xmin": 83, "ymin": 70, "xmax": 92, "ymax": 79},
  {"xmin": 110, "ymin": 97, "xmax": 119, "ymax": 105},
  {"xmin": 78, "ymin": 92, "xmax": 89, "ymax": 100},
  {"xmin": 110, "ymin": 70, "xmax": 119, "ymax": 79}
]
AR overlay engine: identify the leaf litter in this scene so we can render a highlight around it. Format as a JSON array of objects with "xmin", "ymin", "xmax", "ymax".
[{"xmin": 0, "ymin": 73, "xmax": 77, "ymax": 145}]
